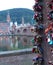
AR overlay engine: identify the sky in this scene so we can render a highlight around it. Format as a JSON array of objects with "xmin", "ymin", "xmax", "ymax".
[{"xmin": 0, "ymin": 0, "xmax": 35, "ymax": 11}]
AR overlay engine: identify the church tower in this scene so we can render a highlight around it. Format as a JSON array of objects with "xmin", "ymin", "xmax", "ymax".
[
  {"xmin": 22, "ymin": 17, "xmax": 25, "ymax": 26},
  {"xmin": 6, "ymin": 11, "xmax": 11, "ymax": 23}
]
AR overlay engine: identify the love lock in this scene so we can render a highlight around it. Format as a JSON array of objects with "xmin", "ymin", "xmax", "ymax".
[
  {"xmin": 33, "ymin": 12, "xmax": 43, "ymax": 22},
  {"xmin": 33, "ymin": 3, "xmax": 43, "ymax": 12},
  {"xmin": 47, "ymin": 0, "xmax": 53, "ymax": 9},
  {"xmin": 34, "ymin": 0, "xmax": 43, "ymax": 2},
  {"xmin": 47, "ymin": 11, "xmax": 53, "ymax": 20}
]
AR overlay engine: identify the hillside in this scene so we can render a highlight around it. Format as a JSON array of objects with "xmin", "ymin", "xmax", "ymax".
[{"xmin": 0, "ymin": 8, "xmax": 34, "ymax": 24}]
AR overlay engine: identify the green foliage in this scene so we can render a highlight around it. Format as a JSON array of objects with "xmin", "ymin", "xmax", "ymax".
[{"xmin": 0, "ymin": 8, "xmax": 34, "ymax": 24}]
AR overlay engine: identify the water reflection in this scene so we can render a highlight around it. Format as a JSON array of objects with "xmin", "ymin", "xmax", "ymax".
[{"xmin": 0, "ymin": 35, "xmax": 33, "ymax": 51}]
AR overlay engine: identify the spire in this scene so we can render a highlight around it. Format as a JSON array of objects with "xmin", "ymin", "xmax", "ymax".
[
  {"xmin": 22, "ymin": 17, "xmax": 24, "ymax": 26},
  {"xmin": 10, "ymin": 22, "xmax": 13, "ymax": 27},
  {"xmin": 14, "ymin": 21, "xmax": 17, "ymax": 27},
  {"xmin": 7, "ymin": 11, "xmax": 11, "ymax": 23}
]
